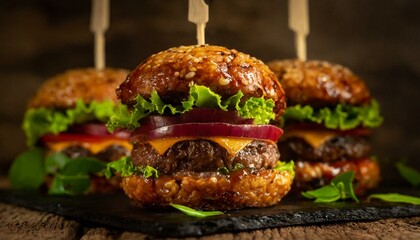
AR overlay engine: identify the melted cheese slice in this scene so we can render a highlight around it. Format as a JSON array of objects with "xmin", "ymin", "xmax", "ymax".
[
  {"xmin": 46, "ymin": 139, "xmax": 132, "ymax": 154},
  {"xmin": 147, "ymin": 137, "xmax": 254, "ymax": 156},
  {"xmin": 281, "ymin": 130, "xmax": 337, "ymax": 148}
]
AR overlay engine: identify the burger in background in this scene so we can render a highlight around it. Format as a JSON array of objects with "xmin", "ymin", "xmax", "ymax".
[
  {"xmin": 9, "ymin": 68, "xmax": 132, "ymax": 195},
  {"xmin": 105, "ymin": 45, "xmax": 295, "ymax": 210},
  {"xmin": 267, "ymin": 60, "xmax": 383, "ymax": 195}
]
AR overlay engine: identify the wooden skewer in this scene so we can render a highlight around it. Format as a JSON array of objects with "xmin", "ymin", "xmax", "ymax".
[
  {"xmin": 288, "ymin": 0, "xmax": 309, "ymax": 61},
  {"xmin": 90, "ymin": 0, "xmax": 109, "ymax": 70},
  {"xmin": 188, "ymin": 0, "xmax": 209, "ymax": 45}
]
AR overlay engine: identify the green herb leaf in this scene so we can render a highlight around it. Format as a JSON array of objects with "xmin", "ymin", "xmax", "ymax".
[
  {"xmin": 47, "ymin": 157, "xmax": 106, "ymax": 195},
  {"xmin": 395, "ymin": 162, "xmax": 420, "ymax": 187},
  {"xmin": 301, "ymin": 185, "xmax": 341, "ymax": 203},
  {"xmin": 107, "ymin": 85, "xmax": 276, "ymax": 132},
  {"xmin": 233, "ymin": 163, "xmax": 245, "ymax": 171},
  {"xmin": 45, "ymin": 152, "xmax": 72, "ymax": 174},
  {"xmin": 301, "ymin": 171, "xmax": 358, "ymax": 203},
  {"xmin": 282, "ymin": 100, "xmax": 383, "ymax": 130},
  {"xmin": 60, "ymin": 157, "xmax": 106, "ymax": 176},
  {"xmin": 48, "ymin": 174, "xmax": 90, "ymax": 195},
  {"xmin": 331, "ymin": 171, "xmax": 359, "ymax": 203},
  {"xmin": 8, "ymin": 148, "xmax": 45, "ymax": 189},
  {"xmin": 368, "ymin": 193, "xmax": 420, "ymax": 205},
  {"xmin": 170, "ymin": 203, "xmax": 224, "ymax": 218},
  {"xmin": 23, "ymin": 99, "xmax": 118, "ymax": 146},
  {"xmin": 217, "ymin": 167, "xmax": 230, "ymax": 175}
]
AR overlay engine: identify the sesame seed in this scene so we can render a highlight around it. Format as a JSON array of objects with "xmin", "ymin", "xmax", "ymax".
[
  {"xmin": 185, "ymin": 71, "xmax": 196, "ymax": 79},
  {"xmin": 219, "ymin": 77, "xmax": 230, "ymax": 85}
]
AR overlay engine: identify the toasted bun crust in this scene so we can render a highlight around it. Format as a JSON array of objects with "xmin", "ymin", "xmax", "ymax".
[
  {"xmin": 121, "ymin": 168, "xmax": 293, "ymax": 210},
  {"xmin": 28, "ymin": 68, "xmax": 129, "ymax": 108},
  {"xmin": 267, "ymin": 60, "xmax": 371, "ymax": 106},
  {"xmin": 117, "ymin": 45, "xmax": 286, "ymax": 116}
]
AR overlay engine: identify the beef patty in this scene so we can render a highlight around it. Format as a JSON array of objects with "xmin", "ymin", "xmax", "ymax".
[
  {"xmin": 279, "ymin": 135, "xmax": 371, "ymax": 162},
  {"xmin": 60, "ymin": 144, "xmax": 130, "ymax": 162},
  {"xmin": 132, "ymin": 140, "xmax": 280, "ymax": 174}
]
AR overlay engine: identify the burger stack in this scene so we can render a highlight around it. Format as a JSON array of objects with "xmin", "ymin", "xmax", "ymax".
[{"xmin": 268, "ymin": 60, "xmax": 383, "ymax": 195}]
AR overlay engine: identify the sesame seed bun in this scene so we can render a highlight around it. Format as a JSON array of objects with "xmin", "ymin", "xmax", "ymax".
[
  {"xmin": 28, "ymin": 68, "xmax": 129, "ymax": 109},
  {"xmin": 117, "ymin": 45, "xmax": 286, "ymax": 117},
  {"xmin": 121, "ymin": 168, "xmax": 293, "ymax": 210},
  {"xmin": 267, "ymin": 60, "xmax": 371, "ymax": 107}
]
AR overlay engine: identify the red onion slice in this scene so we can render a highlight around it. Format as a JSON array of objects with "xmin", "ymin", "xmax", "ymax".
[
  {"xmin": 131, "ymin": 122, "xmax": 283, "ymax": 143},
  {"xmin": 137, "ymin": 108, "xmax": 253, "ymax": 134}
]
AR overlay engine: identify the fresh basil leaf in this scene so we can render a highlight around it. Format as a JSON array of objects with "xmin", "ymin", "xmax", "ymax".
[
  {"xmin": 45, "ymin": 152, "xmax": 72, "ymax": 174},
  {"xmin": 217, "ymin": 164, "xmax": 245, "ymax": 175},
  {"xmin": 368, "ymin": 193, "xmax": 420, "ymax": 205},
  {"xmin": 282, "ymin": 100, "xmax": 383, "ymax": 130},
  {"xmin": 233, "ymin": 163, "xmax": 245, "ymax": 171},
  {"xmin": 48, "ymin": 174, "xmax": 90, "ymax": 195},
  {"xmin": 60, "ymin": 157, "xmax": 106, "ymax": 176},
  {"xmin": 331, "ymin": 171, "xmax": 359, "ymax": 203},
  {"xmin": 396, "ymin": 162, "xmax": 420, "ymax": 187},
  {"xmin": 47, "ymin": 158, "xmax": 106, "ymax": 195},
  {"xmin": 107, "ymin": 85, "xmax": 277, "ymax": 131},
  {"xmin": 217, "ymin": 167, "xmax": 230, "ymax": 175},
  {"xmin": 8, "ymin": 148, "xmax": 45, "ymax": 189},
  {"xmin": 170, "ymin": 203, "xmax": 224, "ymax": 218},
  {"xmin": 302, "ymin": 171, "xmax": 358, "ymax": 203},
  {"xmin": 301, "ymin": 185, "xmax": 341, "ymax": 203},
  {"xmin": 23, "ymin": 99, "xmax": 118, "ymax": 146}
]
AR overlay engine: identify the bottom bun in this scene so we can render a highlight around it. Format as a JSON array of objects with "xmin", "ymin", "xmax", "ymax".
[
  {"xmin": 294, "ymin": 158, "xmax": 380, "ymax": 195},
  {"xmin": 121, "ymin": 168, "xmax": 293, "ymax": 210}
]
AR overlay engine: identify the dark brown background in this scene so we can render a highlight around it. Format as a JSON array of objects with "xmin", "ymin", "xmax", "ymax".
[{"xmin": 0, "ymin": 0, "xmax": 419, "ymax": 179}]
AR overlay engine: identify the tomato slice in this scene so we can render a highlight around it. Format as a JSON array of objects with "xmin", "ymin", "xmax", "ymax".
[
  {"xmin": 40, "ymin": 123, "xmax": 130, "ymax": 144},
  {"xmin": 40, "ymin": 133, "xmax": 129, "ymax": 143},
  {"xmin": 131, "ymin": 122, "xmax": 283, "ymax": 143}
]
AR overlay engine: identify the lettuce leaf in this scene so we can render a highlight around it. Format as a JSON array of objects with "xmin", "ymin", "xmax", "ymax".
[
  {"xmin": 103, "ymin": 156, "xmax": 158, "ymax": 179},
  {"xmin": 281, "ymin": 100, "xmax": 383, "ymax": 130},
  {"xmin": 107, "ymin": 85, "xmax": 276, "ymax": 131},
  {"xmin": 23, "ymin": 99, "xmax": 117, "ymax": 146},
  {"xmin": 274, "ymin": 160, "xmax": 295, "ymax": 178}
]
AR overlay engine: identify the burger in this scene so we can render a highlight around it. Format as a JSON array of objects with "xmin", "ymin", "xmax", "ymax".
[
  {"xmin": 105, "ymin": 45, "xmax": 295, "ymax": 210},
  {"xmin": 9, "ymin": 68, "xmax": 132, "ymax": 194},
  {"xmin": 267, "ymin": 60, "xmax": 383, "ymax": 195}
]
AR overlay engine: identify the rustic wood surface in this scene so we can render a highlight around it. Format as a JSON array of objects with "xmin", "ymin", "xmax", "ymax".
[{"xmin": 0, "ymin": 201, "xmax": 419, "ymax": 240}]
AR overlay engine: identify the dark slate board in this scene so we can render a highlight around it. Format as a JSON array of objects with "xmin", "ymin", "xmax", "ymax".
[{"xmin": 0, "ymin": 186, "xmax": 419, "ymax": 238}]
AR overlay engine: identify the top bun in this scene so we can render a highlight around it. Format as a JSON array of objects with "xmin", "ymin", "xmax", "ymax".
[
  {"xmin": 28, "ymin": 68, "xmax": 129, "ymax": 109},
  {"xmin": 267, "ymin": 60, "xmax": 371, "ymax": 107},
  {"xmin": 117, "ymin": 45, "xmax": 286, "ymax": 116}
]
